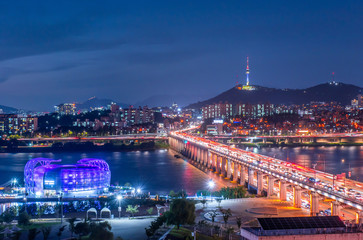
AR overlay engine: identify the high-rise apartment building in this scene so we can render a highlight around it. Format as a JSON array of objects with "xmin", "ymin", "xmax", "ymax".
[
  {"xmin": 0, "ymin": 114, "xmax": 38, "ymax": 135},
  {"xmin": 202, "ymin": 103, "xmax": 233, "ymax": 120},
  {"xmin": 54, "ymin": 103, "xmax": 76, "ymax": 115},
  {"xmin": 202, "ymin": 102, "xmax": 275, "ymax": 120}
]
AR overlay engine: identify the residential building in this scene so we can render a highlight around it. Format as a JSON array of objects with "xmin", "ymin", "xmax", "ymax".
[
  {"xmin": 0, "ymin": 114, "xmax": 38, "ymax": 136},
  {"xmin": 202, "ymin": 103, "xmax": 233, "ymax": 120},
  {"xmin": 55, "ymin": 103, "xmax": 76, "ymax": 115}
]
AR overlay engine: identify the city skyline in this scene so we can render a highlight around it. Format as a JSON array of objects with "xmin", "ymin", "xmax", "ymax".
[{"xmin": 0, "ymin": 1, "xmax": 362, "ymax": 110}]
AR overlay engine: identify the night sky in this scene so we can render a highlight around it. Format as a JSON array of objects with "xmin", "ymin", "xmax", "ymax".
[{"xmin": 0, "ymin": 1, "xmax": 362, "ymax": 110}]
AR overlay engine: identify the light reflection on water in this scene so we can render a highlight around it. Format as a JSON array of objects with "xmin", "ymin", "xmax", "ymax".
[{"xmin": 252, "ymin": 146, "xmax": 363, "ymax": 181}]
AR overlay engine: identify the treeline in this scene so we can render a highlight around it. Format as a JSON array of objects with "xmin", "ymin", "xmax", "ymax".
[{"xmin": 196, "ymin": 186, "xmax": 247, "ymax": 199}]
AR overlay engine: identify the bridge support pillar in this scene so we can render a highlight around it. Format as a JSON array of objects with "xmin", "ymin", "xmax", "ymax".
[
  {"xmin": 226, "ymin": 159, "xmax": 232, "ymax": 180},
  {"xmin": 310, "ymin": 192, "xmax": 320, "ymax": 216},
  {"xmin": 193, "ymin": 146, "xmax": 197, "ymax": 161},
  {"xmin": 198, "ymin": 148, "xmax": 202, "ymax": 163},
  {"xmin": 356, "ymin": 211, "xmax": 363, "ymax": 225},
  {"xmin": 221, "ymin": 157, "xmax": 227, "ymax": 177},
  {"xmin": 217, "ymin": 156, "xmax": 222, "ymax": 174},
  {"xmin": 240, "ymin": 165, "xmax": 246, "ymax": 185},
  {"xmin": 257, "ymin": 172, "xmax": 264, "ymax": 196},
  {"xmin": 212, "ymin": 154, "xmax": 217, "ymax": 171},
  {"xmin": 206, "ymin": 151, "xmax": 211, "ymax": 168},
  {"xmin": 279, "ymin": 181, "xmax": 287, "ymax": 201},
  {"xmin": 267, "ymin": 176, "xmax": 275, "ymax": 197},
  {"xmin": 293, "ymin": 186, "xmax": 303, "ymax": 208},
  {"xmin": 233, "ymin": 162, "xmax": 238, "ymax": 182},
  {"xmin": 202, "ymin": 150, "xmax": 208, "ymax": 167},
  {"xmin": 331, "ymin": 201, "xmax": 341, "ymax": 216},
  {"xmin": 185, "ymin": 144, "xmax": 189, "ymax": 157},
  {"xmin": 248, "ymin": 167, "xmax": 254, "ymax": 190},
  {"xmin": 195, "ymin": 147, "xmax": 199, "ymax": 162}
]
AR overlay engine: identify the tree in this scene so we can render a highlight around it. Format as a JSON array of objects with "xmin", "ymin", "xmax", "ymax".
[
  {"xmin": 210, "ymin": 209, "xmax": 218, "ymax": 223},
  {"xmin": 167, "ymin": 199, "xmax": 195, "ymax": 229},
  {"xmin": 89, "ymin": 221, "xmax": 113, "ymax": 240},
  {"xmin": 56, "ymin": 226, "xmax": 66, "ymax": 240},
  {"xmin": 67, "ymin": 217, "xmax": 77, "ymax": 238},
  {"xmin": 226, "ymin": 227, "xmax": 235, "ymax": 240},
  {"xmin": 75, "ymin": 221, "xmax": 90, "ymax": 239},
  {"xmin": 145, "ymin": 215, "xmax": 167, "ymax": 239},
  {"xmin": 145, "ymin": 228, "xmax": 154, "ymax": 239},
  {"xmin": 236, "ymin": 216, "xmax": 242, "ymax": 229},
  {"xmin": 221, "ymin": 208, "xmax": 232, "ymax": 227},
  {"xmin": 11, "ymin": 231, "xmax": 21, "ymax": 240},
  {"xmin": 200, "ymin": 199, "xmax": 207, "ymax": 208},
  {"xmin": 126, "ymin": 205, "xmax": 139, "ymax": 218},
  {"xmin": 1, "ymin": 207, "xmax": 16, "ymax": 223},
  {"xmin": 216, "ymin": 199, "xmax": 222, "ymax": 208},
  {"xmin": 37, "ymin": 204, "xmax": 48, "ymax": 218},
  {"xmin": 18, "ymin": 211, "xmax": 31, "ymax": 226},
  {"xmin": 27, "ymin": 228, "xmax": 40, "ymax": 240},
  {"xmin": 41, "ymin": 226, "xmax": 52, "ymax": 240},
  {"xmin": 169, "ymin": 190, "xmax": 176, "ymax": 198},
  {"xmin": 146, "ymin": 207, "xmax": 154, "ymax": 216}
]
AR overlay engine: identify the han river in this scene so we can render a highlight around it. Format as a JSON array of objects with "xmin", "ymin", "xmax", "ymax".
[{"xmin": 0, "ymin": 146, "xmax": 362, "ymax": 195}]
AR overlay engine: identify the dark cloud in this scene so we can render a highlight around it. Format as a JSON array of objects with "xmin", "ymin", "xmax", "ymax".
[{"xmin": 0, "ymin": 0, "xmax": 362, "ymax": 110}]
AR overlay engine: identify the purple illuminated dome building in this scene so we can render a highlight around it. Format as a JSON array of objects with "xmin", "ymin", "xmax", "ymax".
[{"xmin": 24, "ymin": 158, "xmax": 111, "ymax": 197}]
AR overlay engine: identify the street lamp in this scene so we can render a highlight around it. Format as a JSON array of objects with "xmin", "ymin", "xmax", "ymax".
[
  {"xmin": 59, "ymin": 192, "xmax": 63, "ymax": 224},
  {"xmin": 208, "ymin": 180, "xmax": 215, "ymax": 200},
  {"xmin": 24, "ymin": 191, "xmax": 28, "ymax": 213},
  {"xmin": 117, "ymin": 195, "xmax": 122, "ymax": 218}
]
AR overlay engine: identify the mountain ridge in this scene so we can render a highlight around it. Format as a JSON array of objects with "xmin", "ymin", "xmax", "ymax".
[
  {"xmin": 186, "ymin": 82, "xmax": 362, "ymax": 109},
  {"xmin": 0, "ymin": 104, "xmax": 19, "ymax": 113},
  {"xmin": 75, "ymin": 97, "xmax": 129, "ymax": 110}
]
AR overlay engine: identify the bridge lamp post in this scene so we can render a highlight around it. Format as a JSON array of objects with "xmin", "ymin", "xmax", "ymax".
[
  {"xmin": 312, "ymin": 163, "xmax": 317, "ymax": 186},
  {"xmin": 117, "ymin": 195, "xmax": 122, "ymax": 218}
]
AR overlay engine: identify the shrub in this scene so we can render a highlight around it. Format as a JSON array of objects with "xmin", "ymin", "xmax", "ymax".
[{"xmin": 18, "ymin": 211, "xmax": 31, "ymax": 226}]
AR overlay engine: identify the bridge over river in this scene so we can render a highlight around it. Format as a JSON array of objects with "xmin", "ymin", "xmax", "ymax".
[{"xmin": 169, "ymin": 129, "xmax": 363, "ymax": 223}]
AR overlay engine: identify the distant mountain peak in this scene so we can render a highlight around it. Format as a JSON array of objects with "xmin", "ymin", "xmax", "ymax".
[
  {"xmin": 73, "ymin": 97, "xmax": 129, "ymax": 111},
  {"xmin": 0, "ymin": 104, "xmax": 18, "ymax": 114}
]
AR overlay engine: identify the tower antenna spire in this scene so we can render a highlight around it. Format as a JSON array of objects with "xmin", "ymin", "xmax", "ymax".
[
  {"xmin": 246, "ymin": 56, "xmax": 250, "ymax": 86},
  {"xmin": 332, "ymin": 72, "xmax": 335, "ymax": 82}
]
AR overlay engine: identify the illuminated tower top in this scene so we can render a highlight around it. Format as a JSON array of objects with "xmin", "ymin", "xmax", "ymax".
[{"xmin": 246, "ymin": 57, "xmax": 250, "ymax": 86}]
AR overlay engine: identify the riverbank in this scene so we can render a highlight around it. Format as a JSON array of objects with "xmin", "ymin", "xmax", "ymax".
[
  {"xmin": 235, "ymin": 141, "xmax": 363, "ymax": 148},
  {"xmin": 0, "ymin": 141, "xmax": 169, "ymax": 153}
]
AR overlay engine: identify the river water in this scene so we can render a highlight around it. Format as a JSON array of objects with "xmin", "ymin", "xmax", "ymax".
[
  {"xmin": 250, "ymin": 146, "xmax": 363, "ymax": 181},
  {"xmin": 0, "ymin": 146, "xmax": 362, "ymax": 195},
  {"xmin": 0, "ymin": 149, "xmax": 226, "ymax": 196}
]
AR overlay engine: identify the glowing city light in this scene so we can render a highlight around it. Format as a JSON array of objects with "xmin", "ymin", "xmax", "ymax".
[{"xmin": 208, "ymin": 180, "xmax": 215, "ymax": 189}]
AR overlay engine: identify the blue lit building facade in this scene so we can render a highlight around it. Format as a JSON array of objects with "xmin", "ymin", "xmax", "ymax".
[{"xmin": 24, "ymin": 158, "xmax": 111, "ymax": 197}]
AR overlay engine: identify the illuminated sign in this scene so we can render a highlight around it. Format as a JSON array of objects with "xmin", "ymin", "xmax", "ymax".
[{"xmin": 213, "ymin": 119, "xmax": 224, "ymax": 124}]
